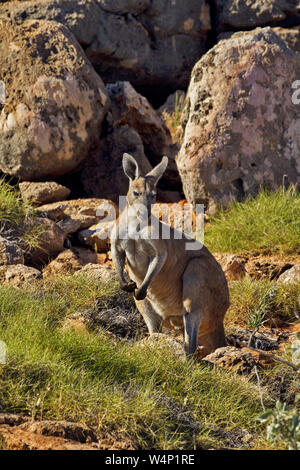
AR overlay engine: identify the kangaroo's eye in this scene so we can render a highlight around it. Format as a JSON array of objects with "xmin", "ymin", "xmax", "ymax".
[{"xmin": 133, "ymin": 190, "xmax": 139, "ymax": 196}]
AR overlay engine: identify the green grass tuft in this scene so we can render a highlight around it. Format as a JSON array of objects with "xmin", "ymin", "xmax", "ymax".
[
  {"xmin": 205, "ymin": 186, "xmax": 300, "ymax": 255},
  {"xmin": 0, "ymin": 177, "xmax": 33, "ymax": 228},
  {"xmin": 227, "ymin": 277, "xmax": 300, "ymax": 327},
  {"xmin": 0, "ymin": 178, "xmax": 44, "ymax": 249}
]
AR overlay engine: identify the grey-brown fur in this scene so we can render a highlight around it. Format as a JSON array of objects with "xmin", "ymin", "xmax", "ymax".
[{"xmin": 111, "ymin": 153, "xmax": 229, "ymax": 359}]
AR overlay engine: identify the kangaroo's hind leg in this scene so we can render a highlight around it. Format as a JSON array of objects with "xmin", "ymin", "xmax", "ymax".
[
  {"xmin": 182, "ymin": 258, "xmax": 227, "ymax": 360},
  {"xmin": 135, "ymin": 298, "xmax": 162, "ymax": 335}
]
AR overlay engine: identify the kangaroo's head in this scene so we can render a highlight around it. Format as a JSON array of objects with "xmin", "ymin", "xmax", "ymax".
[{"xmin": 122, "ymin": 153, "xmax": 168, "ymax": 215}]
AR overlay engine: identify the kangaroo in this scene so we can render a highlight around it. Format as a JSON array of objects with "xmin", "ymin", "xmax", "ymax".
[{"xmin": 111, "ymin": 153, "xmax": 229, "ymax": 359}]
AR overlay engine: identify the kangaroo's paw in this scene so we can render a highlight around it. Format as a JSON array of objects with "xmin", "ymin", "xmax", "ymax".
[
  {"xmin": 134, "ymin": 287, "xmax": 147, "ymax": 300},
  {"xmin": 120, "ymin": 280, "xmax": 137, "ymax": 293}
]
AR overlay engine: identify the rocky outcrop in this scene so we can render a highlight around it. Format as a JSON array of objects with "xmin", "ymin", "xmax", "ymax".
[
  {"xmin": 77, "ymin": 220, "xmax": 114, "ymax": 252},
  {"xmin": 217, "ymin": 26, "xmax": 300, "ymax": 54},
  {"xmin": 203, "ymin": 346, "xmax": 259, "ymax": 374},
  {"xmin": 157, "ymin": 90, "xmax": 186, "ymax": 117},
  {"xmin": 37, "ymin": 198, "xmax": 119, "ymax": 230},
  {"xmin": 177, "ymin": 28, "xmax": 300, "ymax": 213},
  {"xmin": 26, "ymin": 217, "xmax": 66, "ymax": 267},
  {"xmin": 214, "ymin": 0, "xmax": 300, "ymax": 32},
  {"xmin": 81, "ymin": 125, "xmax": 152, "ymax": 202},
  {"xmin": 74, "ymin": 263, "xmax": 115, "ymax": 282},
  {"xmin": 0, "ymin": 0, "xmax": 211, "ymax": 94},
  {"xmin": 4, "ymin": 264, "xmax": 42, "ymax": 287},
  {"xmin": 107, "ymin": 81, "xmax": 174, "ymax": 166},
  {"xmin": 0, "ymin": 19, "xmax": 109, "ymax": 180},
  {"xmin": 0, "ymin": 236, "xmax": 24, "ymax": 266},
  {"xmin": 43, "ymin": 247, "xmax": 106, "ymax": 277},
  {"xmin": 273, "ymin": 25, "xmax": 300, "ymax": 52},
  {"xmin": 19, "ymin": 182, "xmax": 71, "ymax": 206},
  {"xmin": 81, "ymin": 82, "xmax": 181, "ymax": 202},
  {"xmin": 214, "ymin": 254, "xmax": 247, "ymax": 282}
]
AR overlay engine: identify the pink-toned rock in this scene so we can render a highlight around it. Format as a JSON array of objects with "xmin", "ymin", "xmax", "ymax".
[
  {"xmin": 107, "ymin": 81, "xmax": 174, "ymax": 165},
  {"xmin": 273, "ymin": 26, "xmax": 300, "ymax": 53},
  {"xmin": 152, "ymin": 200, "xmax": 197, "ymax": 234},
  {"xmin": 177, "ymin": 28, "xmax": 300, "ymax": 214},
  {"xmin": 107, "ymin": 82, "xmax": 179, "ymax": 186},
  {"xmin": 81, "ymin": 125, "xmax": 152, "ymax": 203},
  {"xmin": 0, "ymin": 0, "xmax": 211, "ymax": 93},
  {"xmin": 56, "ymin": 217, "xmax": 82, "ymax": 236},
  {"xmin": 0, "ymin": 20, "xmax": 109, "ymax": 180}
]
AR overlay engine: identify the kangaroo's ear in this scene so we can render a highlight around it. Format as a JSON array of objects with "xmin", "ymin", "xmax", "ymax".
[
  {"xmin": 146, "ymin": 156, "xmax": 168, "ymax": 185},
  {"xmin": 122, "ymin": 153, "xmax": 140, "ymax": 181}
]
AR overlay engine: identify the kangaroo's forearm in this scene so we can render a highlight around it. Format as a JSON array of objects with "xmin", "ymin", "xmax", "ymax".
[
  {"xmin": 140, "ymin": 251, "xmax": 167, "ymax": 291},
  {"xmin": 111, "ymin": 243, "xmax": 127, "ymax": 285}
]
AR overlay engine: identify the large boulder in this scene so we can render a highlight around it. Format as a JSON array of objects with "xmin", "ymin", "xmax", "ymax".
[
  {"xmin": 214, "ymin": 0, "xmax": 300, "ymax": 32},
  {"xmin": 0, "ymin": 19, "xmax": 109, "ymax": 180},
  {"xmin": 177, "ymin": 28, "xmax": 300, "ymax": 213},
  {"xmin": 81, "ymin": 82, "xmax": 182, "ymax": 202},
  {"xmin": 107, "ymin": 81, "xmax": 174, "ymax": 166},
  {"xmin": 0, "ymin": 0, "xmax": 211, "ymax": 94}
]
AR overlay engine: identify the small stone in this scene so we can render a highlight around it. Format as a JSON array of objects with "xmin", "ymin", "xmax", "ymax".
[
  {"xmin": 5, "ymin": 264, "xmax": 42, "ymax": 288},
  {"xmin": 77, "ymin": 220, "xmax": 114, "ymax": 252},
  {"xmin": 277, "ymin": 265, "xmax": 300, "ymax": 284},
  {"xmin": 0, "ymin": 236, "xmax": 24, "ymax": 266},
  {"xmin": 74, "ymin": 263, "xmax": 115, "ymax": 283},
  {"xmin": 43, "ymin": 248, "xmax": 105, "ymax": 277},
  {"xmin": 214, "ymin": 254, "xmax": 247, "ymax": 282},
  {"xmin": 203, "ymin": 346, "xmax": 258, "ymax": 374},
  {"xmin": 19, "ymin": 182, "xmax": 70, "ymax": 206},
  {"xmin": 57, "ymin": 217, "xmax": 82, "ymax": 235},
  {"xmin": 26, "ymin": 218, "xmax": 66, "ymax": 267}
]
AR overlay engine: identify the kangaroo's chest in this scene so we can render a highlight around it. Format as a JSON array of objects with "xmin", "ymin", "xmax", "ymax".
[{"xmin": 123, "ymin": 238, "xmax": 153, "ymax": 279}]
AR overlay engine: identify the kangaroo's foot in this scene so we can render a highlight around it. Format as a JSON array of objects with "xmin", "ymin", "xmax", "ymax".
[
  {"xmin": 183, "ymin": 310, "xmax": 202, "ymax": 361},
  {"xmin": 135, "ymin": 298, "xmax": 162, "ymax": 334},
  {"xmin": 120, "ymin": 280, "xmax": 137, "ymax": 293}
]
